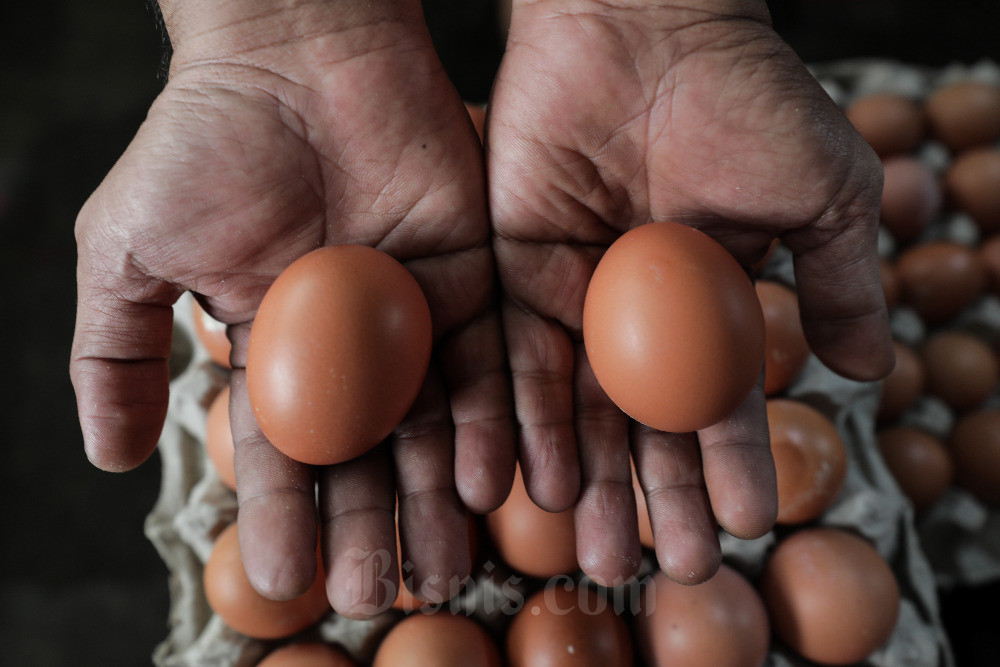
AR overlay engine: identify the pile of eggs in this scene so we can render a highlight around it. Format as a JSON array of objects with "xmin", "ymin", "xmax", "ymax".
[
  {"xmin": 847, "ymin": 76, "xmax": 1000, "ymax": 515},
  {"xmin": 185, "ymin": 252, "xmax": 910, "ymax": 663},
  {"xmin": 150, "ymin": 75, "xmax": 1000, "ymax": 665}
]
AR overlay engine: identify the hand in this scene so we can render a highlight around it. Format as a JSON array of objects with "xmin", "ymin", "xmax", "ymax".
[
  {"xmin": 488, "ymin": 0, "xmax": 893, "ymax": 585},
  {"xmin": 70, "ymin": 0, "xmax": 514, "ymax": 617}
]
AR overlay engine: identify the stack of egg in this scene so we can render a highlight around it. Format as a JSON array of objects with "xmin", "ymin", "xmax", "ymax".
[{"xmin": 843, "ymin": 68, "xmax": 1000, "ymax": 584}]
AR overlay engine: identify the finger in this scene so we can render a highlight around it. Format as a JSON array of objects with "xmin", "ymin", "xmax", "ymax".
[
  {"xmin": 318, "ymin": 447, "xmax": 397, "ymax": 619},
  {"xmin": 697, "ymin": 372, "xmax": 777, "ymax": 540},
  {"xmin": 70, "ymin": 254, "xmax": 179, "ymax": 472},
  {"xmin": 572, "ymin": 350, "xmax": 640, "ymax": 586},
  {"xmin": 441, "ymin": 307, "xmax": 517, "ymax": 513},
  {"xmin": 631, "ymin": 425, "xmax": 721, "ymax": 584},
  {"xmin": 502, "ymin": 299, "xmax": 580, "ymax": 511},
  {"xmin": 784, "ymin": 171, "xmax": 894, "ymax": 382},
  {"xmin": 229, "ymin": 369, "xmax": 319, "ymax": 601},
  {"xmin": 394, "ymin": 368, "xmax": 472, "ymax": 604}
]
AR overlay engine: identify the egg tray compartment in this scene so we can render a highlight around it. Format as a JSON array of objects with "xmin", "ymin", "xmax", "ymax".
[{"xmin": 810, "ymin": 56, "xmax": 1000, "ymax": 591}]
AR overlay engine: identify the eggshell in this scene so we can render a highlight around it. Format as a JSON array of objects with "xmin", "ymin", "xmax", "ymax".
[
  {"xmin": 485, "ymin": 464, "xmax": 577, "ymax": 578},
  {"xmin": 583, "ymin": 222, "xmax": 764, "ymax": 433},
  {"xmin": 894, "ymin": 241, "xmax": 987, "ymax": 325},
  {"xmin": 759, "ymin": 528, "xmax": 900, "ymax": 665},
  {"xmin": 979, "ymin": 233, "xmax": 1000, "ymax": 293},
  {"xmin": 755, "ymin": 280, "xmax": 810, "ymax": 396},
  {"xmin": 634, "ymin": 566, "xmax": 770, "ymax": 667},
  {"xmin": 205, "ymin": 385, "xmax": 237, "ymax": 491},
  {"xmin": 258, "ymin": 642, "xmax": 357, "ymax": 667},
  {"xmin": 465, "ymin": 102, "xmax": 486, "ymax": 143},
  {"xmin": 920, "ymin": 331, "xmax": 999, "ymax": 412},
  {"xmin": 925, "ymin": 80, "xmax": 1000, "ymax": 152},
  {"xmin": 880, "ymin": 257, "xmax": 900, "ymax": 309},
  {"xmin": 949, "ymin": 409, "xmax": 1000, "ymax": 505},
  {"xmin": 877, "ymin": 340, "xmax": 925, "ymax": 423},
  {"xmin": 945, "ymin": 147, "xmax": 1000, "ymax": 233},
  {"xmin": 877, "ymin": 425, "xmax": 953, "ymax": 513},
  {"xmin": 203, "ymin": 522, "xmax": 330, "ymax": 640},
  {"xmin": 631, "ymin": 461, "xmax": 655, "ymax": 549},
  {"xmin": 246, "ymin": 245, "xmax": 432, "ymax": 465},
  {"xmin": 766, "ymin": 399, "xmax": 847, "ymax": 524},
  {"xmin": 879, "ymin": 156, "xmax": 942, "ymax": 243},
  {"xmin": 372, "ymin": 612, "xmax": 501, "ymax": 667},
  {"xmin": 845, "ymin": 93, "xmax": 926, "ymax": 156},
  {"xmin": 192, "ymin": 298, "xmax": 232, "ymax": 368},
  {"xmin": 506, "ymin": 586, "xmax": 633, "ymax": 667}
]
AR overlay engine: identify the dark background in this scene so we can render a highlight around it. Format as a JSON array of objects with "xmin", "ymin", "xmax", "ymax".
[{"xmin": 1, "ymin": 0, "xmax": 998, "ymax": 664}]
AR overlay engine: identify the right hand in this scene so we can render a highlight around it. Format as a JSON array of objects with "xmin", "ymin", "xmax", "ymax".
[{"xmin": 70, "ymin": 0, "xmax": 515, "ymax": 617}]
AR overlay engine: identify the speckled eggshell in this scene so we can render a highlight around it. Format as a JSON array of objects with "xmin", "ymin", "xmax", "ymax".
[
  {"xmin": 877, "ymin": 425, "xmax": 954, "ymax": 513},
  {"xmin": 760, "ymin": 528, "xmax": 900, "ymax": 666},
  {"xmin": 583, "ymin": 222, "xmax": 764, "ymax": 433},
  {"xmin": 925, "ymin": 80, "xmax": 1000, "ymax": 152},
  {"xmin": 845, "ymin": 93, "xmax": 926, "ymax": 156},
  {"xmin": 203, "ymin": 522, "xmax": 330, "ymax": 640},
  {"xmin": 506, "ymin": 586, "xmax": 633, "ymax": 667},
  {"xmin": 372, "ymin": 612, "xmax": 501, "ymax": 667},
  {"xmin": 634, "ymin": 566, "xmax": 770, "ymax": 667},
  {"xmin": 767, "ymin": 399, "xmax": 847, "ymax": 525},
  {"xmin": 246, "ymin": 245, "xmax": 432, "ymax": 466}
]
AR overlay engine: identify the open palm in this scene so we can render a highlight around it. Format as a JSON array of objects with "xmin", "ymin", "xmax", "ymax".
[
  {"xmin": 71, "ymin": 20, "xmax": 513, "ymax": 616},
  {"xmin": 489, "ymin": 3, "xmax": 893, "ymax": 584}
]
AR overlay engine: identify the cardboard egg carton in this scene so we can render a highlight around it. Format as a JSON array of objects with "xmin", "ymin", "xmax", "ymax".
[{"xmin": 144, "ymin": 59, "xmax": 1000, "ymax": 666}]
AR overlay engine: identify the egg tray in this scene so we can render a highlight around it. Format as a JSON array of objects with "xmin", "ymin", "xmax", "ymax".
[
  {"xmin": 143, "ymin": 58, "xmax": 1000, "ymax": 666},
  {"xmin": 808, "ymin": 57, "xmax": 1000, "ymax": 592}
]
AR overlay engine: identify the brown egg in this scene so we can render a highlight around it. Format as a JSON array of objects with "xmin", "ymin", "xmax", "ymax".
[
  {"xmin": 877, "ymin": 426, "xmax": 954, "ymax": 513},
  {"xmin": 894, "ymin": 241, "xmax": 987, "ymax": 325},
  {"xmin": 373, "ymin": 612, "xmax": 501, "ymax": 667},
  {"xmin": 920, "ymin": 331, "xmax": 999, "ymax": 412},
  {"xmin": 203, "ymin": 522, "xmax": 330, "ymax": 640},
  {"xmin": 767, "ymin": 399, "xmax": 847, "ymax": 524},
  {"xmin": 506, "ymin": 586, "xmax": 633, "ymax": 667},
  {"xmin": 755, "ymin": 280, "xmax": 810, "ymax": 396},
  {"xmin": 925, "ymin": 80, "xmax": 1000, "ymax": 152},
  {"xmin": 759, "ymin": 528, "xmax": 900, "ymax": 665},
  {"xmin": 583, "ymin": 222, "xmax": 765, "ymax": 433},
  {"xmin": 246, "ymin": 245, "xmax": 432, "ymax": 465},
  {"xmin": 258, "ymin": 642, "xmax": 357, "ymax": 667},
  {"xmin": 880, "ymin": 257, "xmax": 900, "ymax": 310},
  {"xmin": 979, "ymin": 233, "xmax": 1000, "ymax": 293},
  {"xmin": 879, "ymin": 156, "xmax": 942, "ymax": 242},
  {"xmin": 634, "ymin": 566, "xmax": 770, "ymax": 667},
  {"xmin": 485, "ymin": 464, "xmax": 577, "ymax": 578},
  {"xmin": 631, "ymin": 460, "xmax": 655, "ymax": 549},
  {"xmin": 465, "ymin": 102, "xmax": 486, "ymax": 143},
  {"xmin": 192, "ymin": 298, "xmax": 232, "ymax": 368},
  {"xmin": 945, "ymin": 147, "xmax": 1000, "ymax": 233},
  {"xmin": 949, "ymin": 409, "xmax": 1000, "ymax": 505},
  {"xmin": 877, "ymin": 340, "xmax": 925, "ymax": 423},
  {"xmin": 205, "ymin": 385, "xmax": 237, "ymax": 491},
  {"xmin": 845, "ymin": 93, "xmax": 926, "ymax": 156}
]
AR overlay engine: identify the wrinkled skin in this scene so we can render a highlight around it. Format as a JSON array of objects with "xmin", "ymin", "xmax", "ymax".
[
  {"xmin": 70, "ymin": 0, "xmax": 892, "ymax": 617},
  {"xmin": 71, "ymin": 6, "xmax": 514, "ymax": 616},
  {"xmin": 489, "ymin": 1, "xmax": 892, "ymax": 584}
]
